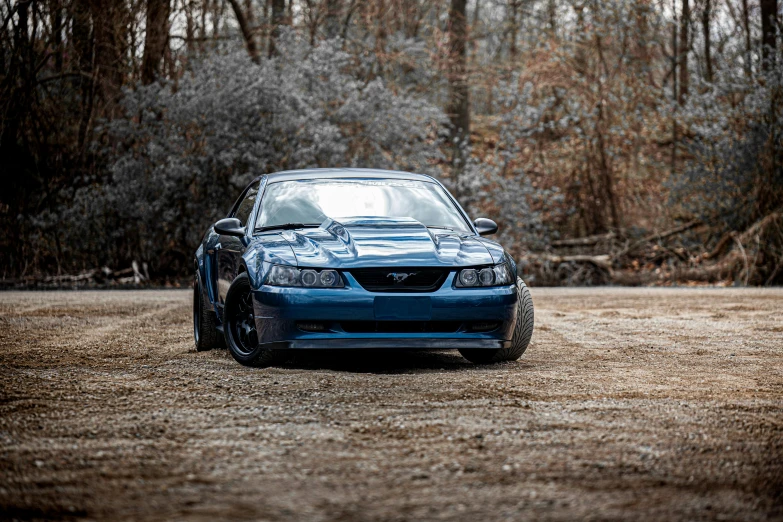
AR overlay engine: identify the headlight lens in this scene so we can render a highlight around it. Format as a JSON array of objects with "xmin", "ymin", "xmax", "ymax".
[
  {"xmin": 455, "ymin": 262, "xmax": 514, "ymax": 288},
  {"xmin": 319, "ymin": 270, "xmax": 337, "ymax": 286},
  {"xmin": 479, "ymin": 268, "xmax": 495, "ymax": 285},
  {"xmin": 266, "ymin": 265, "xmax": 299, "ymax": 286},
  {"xmin": 300, "ymin": 269, "xmax": 318, "ymax": 286},
  {"xmin": 459, "ymin": 269, "xmax": 478, "ymax": 286},
  {"xmin": 265, "ymin": 266, "xmax": 344, "ymax": 288}
]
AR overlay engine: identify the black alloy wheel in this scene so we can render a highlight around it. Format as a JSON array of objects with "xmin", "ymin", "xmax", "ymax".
[
  {"xmin": 224, "ymin": 272, "xmax": 286, "ymax": 367},
  {"xmin": 227, "ymin": 283, "xmax": 258, "ymax": 356}
]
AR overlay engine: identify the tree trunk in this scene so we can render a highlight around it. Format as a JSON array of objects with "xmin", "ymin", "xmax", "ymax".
[
  {"xmin": 702, "ymin": 0, "xmax": 712, "ymax": 82},
  {"xmin": 141, "ymin": 0, "xmax": 171, "ymax": 84},
  {"xmin": 71, "ymin": 0, "xmax": 93, "ymax": 150},
  {"xmin": 91, "ymin": 0, "xmax": 129, "ymax": 114},
  {"xmin": 547, "ymin": 0, "xmax": 557, "ymax": 36},
  {"xmin": 471, "ymin": 0, "xmax": 480, "ymax": 59},
  {"xmin": 185, "ymin": 0, "xmax": 195, "ymax": 52},
  {"xmin": 375, "ymin": 0, "xmax": 388, "ymax": 70},
  {"xmin": 52, "ymin": 0, "xmax": 63, "ymax": 72},
  {"xmin": 447, "ymin": 0, "xmax": 470, "ymax": 185},
  {"xmin": 401, "ymin": 0, "xmax": 421, "ymax": 38},
  {"xmin": 670, "ymin": 0, "xmax": 678, "ymax": 176},
  {"xmin": 573, "ymin": 3, "xmax": 586, "ymax": 74},
  {"xmin": 742, "ymin": 0, "xmax": 751, "ymax": 75},
  {"xmin": 268, "ymin": 0, "xmax": 285, "ymax": 57},
  {"xmin": 509, "ymin": 0, "xmax": 518, "ymax": 59},
  {"xmin": 760, "ymin": 0, "xmax": 779, "ymax": 70},
  {"xmin": 212, "ymin": 0, "xmax": 223, "ymax": 38},
  {"xmin": 678, "ymin": 0, "xmax": 689, "ymax": 105},
  {"xmin": 324, "ymin": 0, "xmax": 341, "ymax": 39},
  {"xmin": 341, "ymin": 0, "xmax": 358, "ymax": 40},
  {"xmin": 593, "ymin": 35, "xmax": 620, "ymax": 231},
  {"xmin": 245, "ymin": 0, "xmax": 257, "ymax": 40},
  {"xmin": 227, "ymin": 0, "xmax": 260, "ymax": 63}
]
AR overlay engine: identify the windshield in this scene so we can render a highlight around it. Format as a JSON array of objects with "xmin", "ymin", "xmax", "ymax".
[{"xmin": 255, "ymin": 179, "xmax": 470, "ymax": 233}]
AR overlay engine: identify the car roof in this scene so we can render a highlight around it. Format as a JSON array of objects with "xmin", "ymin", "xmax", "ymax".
[{"xmin": 263, "ymin": 168, "xmax": 438, "ymax": 183}]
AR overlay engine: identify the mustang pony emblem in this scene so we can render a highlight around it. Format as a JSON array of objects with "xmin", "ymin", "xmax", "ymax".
[{"xmin": 387, "ymin": 272, "xmax": 417, "ymax": 283}]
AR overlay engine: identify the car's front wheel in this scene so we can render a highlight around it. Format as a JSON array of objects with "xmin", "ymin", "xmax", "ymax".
[
  {"xmin": 459, "ymin": 278, "xmax": 534, "ymax": 364},
  {"xmin": 224, "ymin": 272, "xmax": 286, "ymax": 367}
]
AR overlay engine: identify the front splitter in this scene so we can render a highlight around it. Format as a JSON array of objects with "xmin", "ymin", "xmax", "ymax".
[{"xmin": 260, "ymin": 338, "xmax": 511, "ymax": 350}]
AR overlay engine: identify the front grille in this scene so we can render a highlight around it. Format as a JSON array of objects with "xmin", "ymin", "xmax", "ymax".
[
  {"xmin": 340, "ymin": 321, "xmax": 461, "ymax": 333},
  {"xmin": 350, "ymin": 268, "xmax": 448, "ymax": 292}
]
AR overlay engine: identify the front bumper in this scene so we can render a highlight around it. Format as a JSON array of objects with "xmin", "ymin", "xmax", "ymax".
[{"xmin": 251, "ymin": 272, "xmax": 518, "ymax": 349}]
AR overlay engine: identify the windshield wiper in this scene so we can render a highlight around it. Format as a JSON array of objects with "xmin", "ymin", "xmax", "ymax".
[
  {"xmin": 257, "ymin": 223, "xmax": 321, "ymax": 232},
  {"xmin": 427, "ymin": 225, "xmax": 457, "ymax": 231}
]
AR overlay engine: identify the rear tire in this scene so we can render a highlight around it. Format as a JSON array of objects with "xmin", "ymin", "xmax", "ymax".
[
  {"xmin": 224, "ymin": 272, "xmax": 287, "ymax": 367},
  {"xmin": 459, "ymin": 278, "xmax": 534, "ymax": 364},
  {"xmin": 194, "ymin": 272, "xmax": 223, "ymax": 351}
]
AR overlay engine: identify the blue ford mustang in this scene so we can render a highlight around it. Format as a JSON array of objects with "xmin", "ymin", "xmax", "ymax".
[{"xmin": 193, "ymin": 169, "xmax": 534, "ymax": 366}]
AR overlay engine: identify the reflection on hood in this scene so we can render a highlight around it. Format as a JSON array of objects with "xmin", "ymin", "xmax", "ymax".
[{"xmin": 277, "ymin": 217, "xmax": 497, "ymax": 268}]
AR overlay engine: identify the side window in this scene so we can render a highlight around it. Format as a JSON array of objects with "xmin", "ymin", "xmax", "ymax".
[{"xmin": 232, "ymin": 181, "xmax": 260, "ymax": 226}]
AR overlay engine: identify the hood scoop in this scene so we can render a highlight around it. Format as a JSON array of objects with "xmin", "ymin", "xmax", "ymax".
[{"xmin": 280, "ymin": 216, "xmax": 494, "ymax": 269}]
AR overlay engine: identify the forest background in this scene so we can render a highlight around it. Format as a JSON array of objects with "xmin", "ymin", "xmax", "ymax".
[{"xmin": 1, "ymin": 0, "xmax": 781, "ymax": 286}]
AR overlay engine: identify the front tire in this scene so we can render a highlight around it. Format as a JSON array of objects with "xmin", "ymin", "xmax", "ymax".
[
  {"xmin": 224, "ymin": 272, "xmax": 286, "ymax": 367},
  {"xmin": 459, "ymin": 278, "xmax": 534, "ymax": 364},
  {"xmin": 194, "ymin": 272, "xmax": 222, "ymax": 351}
]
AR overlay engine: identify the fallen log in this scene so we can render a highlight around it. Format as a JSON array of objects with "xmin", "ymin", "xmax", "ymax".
[
  {"xmin": 703, "ymin": 231, "xmax": 736, "ymax": 260},
  {"xmin": 523, "ymin": 254, "xmax": 613, "ymax": 271},
  {"xmin": 661, "ymin": 211, "xmax": 782, "ymax": 284},
  {"xmin": 736, "ymin": 210, "xmax": 782, "ymax": 243},
  {"xmin": 551, "ymin": 231, "xmax": 615, "ymax": 248},
  {"xmin": 641, "ymin": 219, "xmax": 704, "ymax": 243},
  {"xmin": 0, "ymin": 260, "xmax": 152, "ymax": 288},
  {"xmin": 43, "ymin": 270, "xmax": 97, "ymax": 283},
  {"xmin": 615, "ymin": 220, "xmax": 703, "ymax": 259}
]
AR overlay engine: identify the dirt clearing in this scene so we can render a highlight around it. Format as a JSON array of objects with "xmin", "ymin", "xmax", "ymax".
[{"xmin": 1, "ymin": 288, "xmax": 781, "ymax": 521}]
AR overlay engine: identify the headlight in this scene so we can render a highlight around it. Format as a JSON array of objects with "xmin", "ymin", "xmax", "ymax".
[
  {"xmin": 455, "ymin": 262, "xmax": 514, "ymax": 288},
  {"xmin": 265, "ymin": 265, "xmax": 344, "ymax": 288}
]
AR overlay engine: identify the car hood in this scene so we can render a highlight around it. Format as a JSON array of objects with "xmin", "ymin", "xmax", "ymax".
[{"xmin": 274, "ymin": 217, "xmax": 497, "ymax": 268}]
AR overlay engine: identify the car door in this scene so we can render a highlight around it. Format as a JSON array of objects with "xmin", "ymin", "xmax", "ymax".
[{"xmin": 216, "ymin": 180, "xmax": 260, "ymax": 305}]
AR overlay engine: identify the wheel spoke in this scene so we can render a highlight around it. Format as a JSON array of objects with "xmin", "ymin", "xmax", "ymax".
[
  {"xmin": 229, "ymin": 288, "xmax": 258, "ymax": 356},
  {"xmin": 237, "ymin": 300, "xmax": 248, "ymax": 314}
]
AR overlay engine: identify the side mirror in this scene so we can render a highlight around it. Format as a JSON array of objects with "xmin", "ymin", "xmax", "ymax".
[
  {"xmin": 474, "ymin": 218, "xmax": 498, "ymax": 236},
  {"xmin": 214, "ymin": 217, "xmax": 245, "ymax": 237}
]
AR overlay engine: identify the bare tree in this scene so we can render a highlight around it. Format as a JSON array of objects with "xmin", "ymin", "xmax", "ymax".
[
  {"xmin": 92, "ymin": 0, "xmax": 131, "ymax": 112},
  {"xmin": 701, "ymin": 0, "xmax": 712, "ymax": 82},
  {"xmin": 269, "ymin": 0, "xmax": 286, "ymax": 57},
  {"xmin": 678, "ymin": 0, "xmax": 689, "ymax": 104},
  {"xmin": 141, "ymin": 0, "xmax": 171, "ymax": 84},
  {"xmin": 742, "ymin": 0, "xmax": 751, "ymax": 75},
  {"xmin": 302, "ymin": 0, "xmax": 325, "ymax": 45},
  {"xmin": 71, "ymin": 0, "xmax": 93, "ymax": 149},
  {"xmin": 547, "ymin": 0, "xmax": 557, "ymax": 36},
  {"xmin": 760, "ymin": 0, "xmax": 779, "ymax": 70},
  {"xmin": 670, "ymin": 0, "xmax": 678, "ymax": 173},
  {"xmin": 509, "ymin": 0, "xmax": 519, "ymax": 59},
  {"xmin": 228, "ymin": 0, "xmax": 261, "ymax": 63},
  {"xmin": 324, "ymin": 0, "xmax": 341, "ymax": 38},
  {"xmin": 447, "ymin": 0, "xmax": 470, "ymax": 191}
]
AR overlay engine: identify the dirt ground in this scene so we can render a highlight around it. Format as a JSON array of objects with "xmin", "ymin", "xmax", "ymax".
[{"xmin": 0, "ymin": 288, "xmax": 781, "ymax": 521}]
